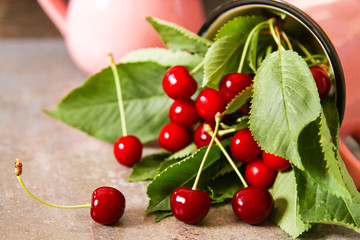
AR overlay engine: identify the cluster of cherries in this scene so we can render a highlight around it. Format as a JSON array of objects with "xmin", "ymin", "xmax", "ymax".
[
  {"xmin": 160, "ymin": 63, "xmax": 331, "ymax": 224},
  {"xmin": 15, "ymin": 60, "xmax": 330, "ymax": 226}
]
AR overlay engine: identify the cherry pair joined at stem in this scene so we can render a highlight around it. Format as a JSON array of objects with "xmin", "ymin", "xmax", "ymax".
[{"xmin": 204, "ymin": 119, "xmax": 274, "ymax": 225}]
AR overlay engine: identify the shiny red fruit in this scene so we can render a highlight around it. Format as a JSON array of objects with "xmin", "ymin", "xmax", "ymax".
[
  {"xmin": 169, "ymin": 99, "xmax": 199, "ymax": 127},
  {"xmin": 170, "ymin": 187, "xmax": 211, "ymax": 224},
  {"xmin": 162, "ymin": 65, "xmax": 197, "ymax": 100},
  {"xmin": 244, "ymin": 158, "xmax": 277, "ymax": 188},
  {"xmin": 158, "ymin": 123, "xmax": 191, "ymax": 152},
  {"xmin": 232, "ymin": 186, "xmax": 274, "ymax": 225},
  {"xmin": 229, "ymin": 128, "xmax": 261, "ymax": 162},
  {"xmin": 90, "ymin": 186, "xmax": 126, "ymax": 225},
  {"xmin": 193, "ymin": 122, "xmax": 216, "ymax": 149},
  {"xmin": 113, "ymin": 135, "xmax": 143, "ymax": 167},
  {"xmin": 309, "ymin": 65, "xmax": 331, "ymax": 98},
  {"xmin": 195, "ymin": 88, "xmax": 226, "ymax": 122},
  {"xmin": 219, "ymin": 73, "xmax": 253, "ymax": 104},
  {"xmin": 262, "ymin": 151, "xmax": 291, "ymax": 171}
]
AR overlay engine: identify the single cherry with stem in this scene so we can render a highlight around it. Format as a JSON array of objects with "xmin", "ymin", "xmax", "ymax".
[
  {"xmin": 205, "ymin": 122, "xmax": 274, "ymax": 225},
  {"xmin": 108, "ymin": 53, "xmax": 143, "ymax": 167},
  {"xmin": 14, "ymin": 159, "xmax": 125, "ymax": 225},
  {"xmin": 170, "ymin": 113, "xmax": 221, "ymax": 224}
]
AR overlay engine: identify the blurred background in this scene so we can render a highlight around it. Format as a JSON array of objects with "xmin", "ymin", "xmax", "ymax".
[{"xmin": 0, "ymin": 0, "xmax": 224, "ymax": 38}]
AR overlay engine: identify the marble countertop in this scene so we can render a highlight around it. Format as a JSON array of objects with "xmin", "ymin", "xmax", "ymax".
[{"xmin": 0, "ymin": 39, "xmax": 359, "ymax": 240}]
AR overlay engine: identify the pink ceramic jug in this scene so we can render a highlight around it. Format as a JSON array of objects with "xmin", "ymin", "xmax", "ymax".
[
  {"xmin": 199, "ymin": 0, "xmax": 360, "ymax": 188},
  {"xmin": 37, "ymin": 0, "xmax": 205, "ymax": 75}
]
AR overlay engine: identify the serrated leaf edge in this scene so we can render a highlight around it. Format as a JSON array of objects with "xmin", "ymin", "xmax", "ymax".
[{"xmin": 146, "ymin": 16, "xmax": 212, "ymax": 48}]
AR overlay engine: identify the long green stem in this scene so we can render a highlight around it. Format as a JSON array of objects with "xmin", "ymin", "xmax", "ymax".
[
  {"xmin": 281, "ymin": 31, "xmax": 293, "ymax": 50},
  {"xmin": 108, "ymin": 53, "xmax": 127, "ymax": 136},
  {"xmin": 206, "ymin": 130, "xmax": 248, "ymax": 188},
  {"xmin": 189, "ymin": 60, "xmax": 204, "ymax": 76},
  {"xmin": 192, "ymin": 113, "xmax": 221, "ymax": 190},
  {"xmin": 16, "ymin": 175, "xmax": 91, "ymax": 209},
  {"xmin": 237, "ymin": 19, "xmax": 273, "ymax": 73},
  {"xmin": 268, "ymin": 20, "xmax": 284, "ymax": 51}
]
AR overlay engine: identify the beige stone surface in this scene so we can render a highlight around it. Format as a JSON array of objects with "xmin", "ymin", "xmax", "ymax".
[{"xmin": 0, "ymin": 39, "xmax": 359, "ymax": 240}]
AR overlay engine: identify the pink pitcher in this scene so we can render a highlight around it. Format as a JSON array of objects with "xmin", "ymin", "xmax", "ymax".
[
  {"xmin": 199, "ymin": 0, "xmax": 360, "ymax": 188},
  {"xmin": 37, "ymin": 0, "xmax": 205, "ymax": 75}
]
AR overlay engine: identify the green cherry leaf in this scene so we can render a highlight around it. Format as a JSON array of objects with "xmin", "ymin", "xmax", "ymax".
[
  {"xmin": 222, "ymin": 86, "xmax": 253, "ymax": 116},
  {"xmin": 127, "ymin": 152, "xmax": 171, "ymax": 182},
  {"xmin": 203, "ymin": 16, "xmax": 266, "ymax": 89},
  {"xmin": 249, "ymin": 50, "xmax": 321, "ymax": 169},
  {"xmin": 269, "ymin": 170, "xmax": 312, "ymax": 239},
  {"xmin": 295, "ymin": 167, "xmax": 360, "ymax": 232},
  {"xmin": 46, "ymin": 61, "xmax": 171, "ymax": 144},
  {"xmin": 146, "ymin": 16, "xmax": 212, "ymax": 55}
]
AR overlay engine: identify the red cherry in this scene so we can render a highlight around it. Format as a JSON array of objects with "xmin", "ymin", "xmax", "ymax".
[
  {"xmin": 195, "ymin": 88, "xmax": 226, "ymax": 122},
  {"xmin": 309, "ymin": 65, "xmax": 331, "ymax": 98},
  {"xmin": 262, "ymin": 151, "xmax": 291, "ymax": 171},
  {"xmin": 219, "ymin": 73, "xmax": 253, "ymax": 104},
  {"xmin": 244, "ymin": 158, "xmax": 277, "ymax": 188},
  {"xmin": 170, "ymin": 186, "xmax": 211, "ymax": 224},
  {"xmin": 113, "ymin": 135, "xmax": 143, "ymax": 167},
  {"xmin": 232, "ymin": 186, "xmax": 274, "ymax": 224},
  {"xmin": 193, "ymin": 122, "xmax": 216, "ymax": 149},
  {"xmin": 158, "ymin": 123, "xmax": 191, "ymax": 152},
  {"xmin": 229, "ymin": 128, "xmax": 261, "ymax": 162},
  {"xmin": 169, "ymin": 99, "xmax": 200, "ymax": 128},
  {"xmin": 162, "ymin": 65, "xmax": 197, "ymax": 100},
  {"xmin": 90, "ymin": 186, "xmax": 126, "ymax": 225}
]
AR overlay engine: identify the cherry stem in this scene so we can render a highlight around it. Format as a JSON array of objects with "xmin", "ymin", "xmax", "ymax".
[
  {"xmin": 108, "ymin": 53, "xmax": 127, "ymax": 136},
  {"xmin": 281, "ymin": 31, "xmax": 292, "ymax": 50},
  {"xmin": 204, "ymin": 130, "xmax": 249, "ymax": 188},
  {"xmin": 268, "ymin": 21, "xmax": 284, "ymax": 51},
  {"xmin": 237, "ymin": 18, "xmax": 275, "ymax": 73},
  {"xmin": 14, "ymin": 159, "xmax": 91, "ymax": 209},
  {"xmin": 189, "ymin": 60, "xmax": 204, "ymax": 76},
  {"xmin": 192, "ymin": 113, "xmax": 221, "ymax": 191}
]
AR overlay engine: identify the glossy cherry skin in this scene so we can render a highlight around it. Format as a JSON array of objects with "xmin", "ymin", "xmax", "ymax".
[
  {"xmin": 195, "ymin": 88, "xmax": 226, "ymax": 122},
  {"xmin": 113, "ymin": 135, "xmax": 143, "ymax": 167},
  {"xmin": 170, "ymin": 186, "xmax": 211, "ymax": 224},
  {"xmin": 229, "ymin": 128, "xmax": 261, "ymax": 162},
  {"xmin": 162, "ymin": 65, "xmax": 197, "ymax": 100},
  {"xmin": 244, "ymin": 158, "xmax": 277, "ymax": 188},
  {"xmin": 158, "ymin": 123, "xmax": 191, "ymax": 152},
  {"xmin": 262, "ymin": 151, "xmax": 291, "ymax": 171},
  {"xmin": 90, "ymin": 186, "xmax": 126, "ymax": 225},
  {"xmin": 219, "ymin": 73, "xmax": 253, "ymax": 104},
  {"xmin": 232, "ymin": 186, "xmax": 274, "ymax": 224},
  {"xmin": 309, "ymin": 65, "xmax": 331, "ymax": 98},
  {"xmin": 169, "ymin": 99, "xmax": 199, "ymax": 128},
  {"xmin": 193, "ymin": 122, "xmax": 216, "ymax": 149}
]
